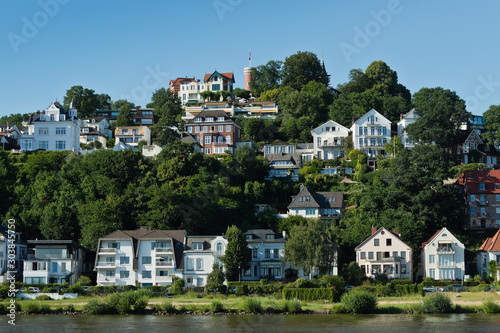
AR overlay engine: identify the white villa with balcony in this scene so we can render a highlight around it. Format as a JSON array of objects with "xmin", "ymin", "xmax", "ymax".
[
  {"xmin": 95, "ymin": 227, "xmax": 186, "ymax": 287},
  {"xmin": 183, "ymin": 236, "xmax": 227, "ymax": 288},
  {"xmin": 421, "ymin": 228, "xmax": 465, "ymax": 281},
  {"xmin": 351, "ymin": 109, "xmax": 391, "ymax": 157},
  {"xmin": 397, "ymin": 109, "xmax": 417, "ymax": 149},
  {"xmin": 23, "ymin": 240, "xmax": 83, "ymax": 285},
  {"xmin": 312, "ymin": 120, "xmax": 350, "ymax": 160},
  {"xmin": 114, "ymin": 125, "xmax": 151, "ymax": 148},
  {"xmin": 355, "ymin": 227, "xmax": 413, "ymax": 281}
]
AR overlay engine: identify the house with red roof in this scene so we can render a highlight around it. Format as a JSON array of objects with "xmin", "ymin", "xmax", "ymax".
[
  {"xmin": 477, "ymin": 229, "xmax": 500, "ymax": 280},
  {"xmin": 455, "ymin": 170, "xmax": 500, "ymax": 229},
  {"xmin": 421, "ymin": 228, "xmax": 465, "ymax": 281}
]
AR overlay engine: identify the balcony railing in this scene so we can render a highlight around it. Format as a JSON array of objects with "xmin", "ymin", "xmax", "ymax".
[
  {"xmin": 213, "ymin": 142, "xmax": 230, "ymax": 146},
  {"xmin": 155, "ymin": 248, "xmax": 173, "ymax": 253},
  {"xmin": 437, "ymin": 264, "xmax": 455, "ymax": 268},
  {"xmin": 99, "ymin": 248, "xmax": 117, "ymax": 254},
  {"xmin": 319, "ymin": 141, "xmax": 342, "ymax": 148},
  {"xmin": 437, "ymin": 248, "xmax": 455, "ymax": 254},
  {"xmin": 96, "ymin": 262, "xmax": 116, "ymax": 267},
  {"xmin": 156, "ymin": 261, "xmax": 173, "ymax": 267},
  {"xmin": 97, "ymin": 276, "xmax": 116, "ymax": 283}
]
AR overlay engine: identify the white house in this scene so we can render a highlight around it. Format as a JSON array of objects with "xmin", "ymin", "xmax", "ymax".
[
  {"xmin": 79, "ymin": 116, "xmax": 112, "ymax": 139},
  {"xmin": 351, "ymin": 109, "xmax": 391, "ymax": 158},
  {"xmin": 355, "ymin": 227, "xmax": 413, "ymax": 281},
  {"xmin": 19, "ymin": 101, "xmax": 80, "ymax": 152},
  {"xmin": 23, "ymin": 240, "xmax": 83, "ymax": 285},
  {"xmin": 183, "ymin": 236, "xmax": 226, "ymax": 288},
  {"xmin": 312, "ymin": 120, "xmax": 350, "ymax": 160},
  {"xmin": 263, "ymin": 142, "xmax": 301, "ymax": 181},
  {"xmin": 421, "ymin": 228, "xmax": 465, "ymax": 281},
  {"xmin": 243, "ymin": 229, "xmax": 288, "ymax": 281},
  {"xmin": 397, "ymin": 109, "xmax": 417, "ymax": 149},
  {"xmin": 285, "ymin": 186, "xmax": 344, "ymax": 221},
  {"xmin": 477, "ymin": 229, "xmax": 500, "ymax": 280},
  {"xmin": 95, "ymin": 227, "xmax": 186, "ymax": 287},
  {"xmin": 142, "ymin": 144, "xmax": 163, "ymax": 158}
]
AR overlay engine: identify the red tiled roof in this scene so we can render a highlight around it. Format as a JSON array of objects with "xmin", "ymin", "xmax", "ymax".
[
  {"xmin": 455, "ymin": 170, "xmax": 500, "ymax": 194},
  {"xmin": 478, "ymin": 229, "xmax": 500, "ymax": 252},
  {"xmin": 422, "ymin": 229, "xmax": 443, "ymax": 249},
  {"xmin": 169, "ymin": 77, "xmax": 197, "ymax": 86},
  {"xmin": 203, "ymin": 72, "xmax": 234, "ymax": 82}
]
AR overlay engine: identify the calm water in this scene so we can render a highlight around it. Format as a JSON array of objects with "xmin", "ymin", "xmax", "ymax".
[{"xmin": 5, "ymin": 314, "xmax": 500, "ymax": 332}]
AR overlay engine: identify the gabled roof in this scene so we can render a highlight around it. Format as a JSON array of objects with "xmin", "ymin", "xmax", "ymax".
[
  {"xmin": 455, "ymin": 170, "xmax": 500, "ymax": 194},
  {"xmin": 351, "ymin": 109, "xmax": 391, "ymax": 128},
  {"xmin": 354, "ymin": 227, "xmax": 411, "ymax": 250},
  {"xmin": 478, "ymin": 229, "xmax": 500, "ymax": 252},
  {"xmin": 311, "ymin": 120, "xmax": 350, "ymax": 135},
  {"xmin": 421, "ymin": 227, "xmax": 463, "ymax": 249},
  {"xmin": 203, "ymin": 71, "xmax": 235, "ymax": 83},
  {"xmin": 266, "ymin": 153, "xmax": 302, "ymax": 168},
  {"xmin": 287, "ymin": 186, "xmax": 343, "ymax": 209},
  {"xmin": 244, "ymin": 229, "xmax": 285, "ymax": 243},
  {"xmin": 185, "ymin": 110, "xmax": 239, "ymax": 126}
]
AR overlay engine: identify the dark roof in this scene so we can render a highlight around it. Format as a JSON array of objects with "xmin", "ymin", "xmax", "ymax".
[
  {"xmin": 185, "ymin": 236, "xmax": 216, "ymax": 251},
  {"xmin": 266, "ymin": 153, "xmax": 302, "ymax": 169},
  {"xmin": 180, "ymin": 132, "xmax": 199, "ymax": 145},
  {"xmin": 185, "ymin": 110, "xmax": 237, "ymax": 125},
  {"xmin": 244, "ymin": 229, "xmax": 285, "ymax": 243},
  {"xmin": 80, "ymin": 116, "xmax": 107, "ymax": 123},
  {"xmin": 27, "ymin": 239, "xmax": 80, "ymax": 248},
  {"xmin": 288, "ymin": 186, "xmax": 344, "ymax": 209},
  {"xmin": 80, "ymin": 127, "xmax": 106, "ymax": 137}
]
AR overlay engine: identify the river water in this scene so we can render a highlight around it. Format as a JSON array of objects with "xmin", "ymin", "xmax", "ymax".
[{"xmin": 5, "ymin": 314, "xmax": 500, "ymax": 332}]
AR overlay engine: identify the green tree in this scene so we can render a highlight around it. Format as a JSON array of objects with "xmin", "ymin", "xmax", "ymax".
[
  {"xmin": 284, "ymin": 219, "xmax": 338, "ymax": 277},
  {"xmin": 221, "ymin": 225, "xmax": 250, "ymax": 281},
  {"xmin": 150, "ymin": 88, "xmax": 183, "ymax": 144},
  {"xmin": 115, "ymin": 102, "xmax": 134, "ymax": 126},
  {"xmin": 482, "ymin": 104, "xmax": 500, "ymax": 145},
  {"xmin": 206, "ymin": 263, "xmax": 226, "ymax": 292},
  {"xmin": 233, "ymin": 88, "xmax": 251, "ymax": 100},
  {"xmin": 63, "ymin": 85, "xmax": 102, "ymax": 117},
  {"xmin": 405, "ymin": 87, "xmax": 469, "ymax": 147},
  {"xmin": 384, "ymin": 136, "xmax": 405, "ymax": 157},
  {"xmin": 488, "ymin": 260, "xmax": 498, "ymax": 281},
  {"xmin": 281, "ymin": 51, "xmax": 328, "ymax": 90},
  {"xmin": 200, "ymin": 91, "xmax": 214, "ymax": 102},
  {"xmin": 342, "ymin": 261, "xmax": 363, "ymax": 286},
  {"xmin": 111, "ymin": 99, "xmax": 135, "ymax": 110},
  {"xmin": 249, "ymin": 60, "xmax": 283, "ymax": 97},
  {"xmin": 97, "ymin": 94, "xmax": 111, "ymax": 110}
]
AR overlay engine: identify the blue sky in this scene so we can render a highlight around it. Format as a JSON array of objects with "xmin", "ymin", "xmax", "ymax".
[{"xmin": 1, "ymin": 0, "xmax": 499, "ymax": 117}]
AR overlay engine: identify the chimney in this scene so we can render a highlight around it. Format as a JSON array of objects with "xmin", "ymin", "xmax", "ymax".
[
  {"xmin": 371, "ymin": 226, "xmax": 377, "ymax": 235},
  {"xmin": 400, "ymin": 113, "xmax": 403, "ymax": 121},
  {"xmin": 393, "ymin": 230, "xmax": 400, "ymax": 238},
  {"xmin": 140, "ymin": 226, "xmax": 151, "ymax": 231}
]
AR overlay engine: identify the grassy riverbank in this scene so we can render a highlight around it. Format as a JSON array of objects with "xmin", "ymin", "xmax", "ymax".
[{"xmin": 2, "ymin": 291, "xmax": 499, "ymax": 315}]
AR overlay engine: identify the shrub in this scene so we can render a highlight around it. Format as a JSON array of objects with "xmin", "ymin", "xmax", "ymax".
[
  {"xmin": 116, "ymin": 296, "xmax": 132, "ymax": 314},
  {"xmin": 210, "ymin": 301, "xmax": 225, "ymax": 313},
  {"xmin": 64, "ymin": 304, "xmax": 75, "ymax": 312},
  {"xmin": 134, "ymin": 297, "xmax": 149, "ymax": 313},
  {"xmin": 283, "ymin": 288, "xmax": 339, "ymax": 302},
  {"xmin": 173, "ymin": 279, "xmax": 185, "ymax": 295},
  {"xmin": 421, "ymin": 293, "xmax": 453, "ymax": 314},
  {"xmin": 76, "ymin": 275, "xmax": 91, "ymax": 286},
  {"xmin": 160, "ymin": 301, "xmax": 176, "ymax": 314},
  {"xmin": 282, "ymin": 300, "xmax": 302, "ymax": 313},
  {"xmin": 340, "ymin": 291, "xmax": 377, "ymax": 314},
  {"xmin": 482, "ymin": 300, "xmax": 500, "ymax": 313},
  {"xmin": 40, "ymin": 304, "xmax": 51, "ymax": 313},
  {"xmin": 22, "ymin": 301, "xmax": 41, "ymax": 314},
  {"xmin": 35, "ymin": 295, "xmax": 52, "ymax": 301},
  {"xmin": 241, "ymin": 297, "xmax": 262, "ymax": 313},
  {"xmin": 235, "ymin": 285, "xmax": 247, "ymax": 296},
  {"xmin": 84, "ymin": 299, "xmax": 108, "ymax": 315}
]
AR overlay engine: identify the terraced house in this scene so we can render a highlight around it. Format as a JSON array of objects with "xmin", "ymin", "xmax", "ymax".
[{"xmin": 95, "ymin": 227, "xmax": 186, "ymax": 287}]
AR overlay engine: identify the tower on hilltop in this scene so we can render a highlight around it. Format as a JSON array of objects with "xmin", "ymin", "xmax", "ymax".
[{"xmin": 244, "ymin": 50, "xmax": 254, "ymax": 92}]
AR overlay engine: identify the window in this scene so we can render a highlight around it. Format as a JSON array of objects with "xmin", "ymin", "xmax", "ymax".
[
  {"xmin": 195, "ymin": 117, "xmax": 202, "ymax": 122},
  {"xmin": 39, "ymin": 141, "xmax": 48, "ymax": 150},
  {"xmin": 120, "ymin": 271, "xmax": 129, "ymax": 279},
  {"xmin": 274, "ymin": 249, "xmax": 279, "ymax": 258},
  {"xmin": 195, "ymin": 126, "xmax": 200, "ymax": 133},
  {"xmin": 212, "ymin": 84, "xmax": 220, "ymax": 91},
  {"xmin": 393, "ymin": 251, "xmax": 398, "ymax": 257},
  {"xmin": 105, "ymin": 270, "xmax": 114, "ymax": 277},
  {"xmin": 400, "ymin": 251, "xmax": 406, "ymax": 259},
  {"xmin": 38, "ymin": 127, "xmax": 49, "ymax": 135},
  {"xmin": 374, "ymin": 239, "xmax": 379, "ymax": 246},
  {"xmin": 368, "ymin": 252, "xmax": 374, "ymax": 259},
  {"xmin": 55, "ymin": 127, "xmax": 66, "ymax": 135},
  {"xmin": 496, "ymin": 207, "xmax": 500, "ymax": 215},
  {"xmin": 401, "ymin": 265, "xmax": 407, "ymax": 274},
  {"xmin": 142, "ymin": 256, "xmax": 151, "ymax": 264},
  {"xmin": 55, "ymin": 141, "xmax": 66, "ymax": 150},
  {"xmin": 265, "ymin": 249, "xmax": 271, "ymax": 258},
  {"xmin": 386, "ymin": 239, "xmax": 392, "ymax": 246},
  {"xmin": 429, "ymin": 255, "xmax": 435, "ymax": 264},
  {"xmin": 196, "ymin": 258, "xmax": 203, "ymax": 271},
  {"xmin": 496, "ymin": 194, "xmax": 500, "ymax": 202},
  {"xmin": 52, "ymin": 262, "xmax": 58, "ymax": 273},
  {"xmin": 120, "ymin": 257, "xmax": 130, "ymax": 265},
  {"xmin": 252, "ymin": 248, "xmax": 257, "ymax": 258},
  {"xmin": 479, "ymin": 182, "xmax": 486, "ymax": 191},
  {"xmin": 377, "ymin": 252, "xmax": 382, "ymax": 260},
  {"xmin": 360, "ymin": 252, "xmax": 366, "ymax": 259},
  {"xmin": 143, "ymin": 271, "xmax": 151, "ymax": 279},
  {"xmin": 193, "ymin": 242, "xmax": 203, "ymax": 250},
  {"xmin": 205, "ymin": 148, "xmax": 211, "ymax": 154},
  {"xmin": 203, "ymin": 126, "xmax": 207, "ymax": 132},
  {"xmin": 109, "ymin": 242, "xmax": 120, "ymax": 250},
  {"xmin": 471, "ymin": 207, "xmax": 476, "ymax": 215},
  {"xmin": 218, "ymin": 116, "xmax": 225, "ymax": 121},
  {"xmin": 429, "ymin": 268, "xmax": 435, "ymax": 279},
  {"xmin": 187, "ymin": 126, "xmax": 192, "ymax": 133},
  {"xmin": 306, "ymin": 208, "xmax": 316, "ymax": 215},
  {"xmin": 187, "ymin": 258, "xmax": 194, "ymax": 271},
  {"xmin": 218, "ymin": 125, "xmax": 223, "ymax": 132},
  {"xmin": 205, "ymin": 136, "xmax": 211, "ymax": 144},
  {"xmin": 206, "ymin": 117, "xmax": 214, "ymax": 122},
  {"xmin": 225, "ymin": 135, "xmax": 231, "ymax": 144},
  {"xmin": 384, "ymin": 252, "xmax": 390, "ymax": 258},
  {"xmin": 226, "ymin": 125, "xmax": 230, "ymax": 132}
]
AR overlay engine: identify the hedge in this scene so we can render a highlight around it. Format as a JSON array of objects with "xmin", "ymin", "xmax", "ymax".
[
  {"xmin": 420, "ymin": 281, "xmax": 479, "ymax": 287},
  {"xmin": 283, "ymin": 288, "xmax": 340, "ymax": 302},
  {"xmin": 227, "ymin": 281, "xmax": 285, "ymax": 295}
]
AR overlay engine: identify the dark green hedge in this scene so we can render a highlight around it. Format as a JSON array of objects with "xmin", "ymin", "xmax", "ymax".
[
  {"xmin": 227, "ymin": 281, "xmax": 285, "ymax": 295},
  {"xmin": 282, "ymin": 288, "xmax": 340, "ymax": 302}
]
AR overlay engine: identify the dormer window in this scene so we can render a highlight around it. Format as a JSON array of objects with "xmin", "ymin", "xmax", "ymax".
[
  {"xmin": 60, "ymin": 115, "xmax": 65, "ymax": 121},
  {"xmin": 50, "ymin": 114, "xmax": 55, "ymax": 121},
  {"xmin": 245, "ymin": 234, "xmax": 253, "ymax": 240},
  {"xmin": 206, "ymin": 117, "xmax": 214, "ymax": 122},
  {"xmin": 195, "ymin": 118, "xmax": 202, "ymax": 122},
  {"xmin": 479, "ymin": 182, "xmax": 486, "ymax": 191},
  {"xmin": 40, "ymin": 115, "xmax": 45, "ymax": 121},
  {"xmin": 298, "ymin": 196, "xmax": 310, "ymax": 202},
  {"xmin": 265, "ymin": 234, "xmax": 275, "ymax": 240},
  {"xmin": 217, "ymin": 116, "xmax": 225, "ymax": 121},
  {"xmin": 192, "ymin": 242, "xmax": 203, "ymax": 251}
]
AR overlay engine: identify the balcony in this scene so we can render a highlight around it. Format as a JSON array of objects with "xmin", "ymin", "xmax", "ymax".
[
  {"xmin": 98, "ymin": 248, "xmax": 117, "ymax": 254},
  {"xmin": 155, "ymin": 276, "xmax": 173, "ymax": 283},
  {"xmin": 97, "ymin": 276, "xmax": 116, "ymax": 283},
  {"xmin": 478, "ymin": 212, "xmax": 489, "ymax": 219},
  {"xmin": 478, "ymin": 201, "xmax": 489, "ymax": 206},
  {"xmin": 155, "ymin": 248, "xmax": 173, "ymax": 253},
  {"xmin": 96, "ymin": 262, "xmax": 116, "ymax": 268},
  {"xmin": 367, "ymin": 256, "xmax": 401, "ymax": 262},
  {"xmin": 437, "ymin": 264, "xmax": 456, "ymax": 269},
  {"xmin": 27, "ymin": 254, "xmax": 73, "ymax": 260},
  {"xmin": 319, "ymin": 141, "xmax": 342, "ymax": 148},
  {"xmin": 156, "ymin": 261, "xmax": 174, "ymax": 267},
  {"xmin": 366, "ymin": 120, "xmax": 380, "ymax": 126},
  {"xmin": 437, "ymin": 248, "xmax": 455, "ymax": 254}
]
